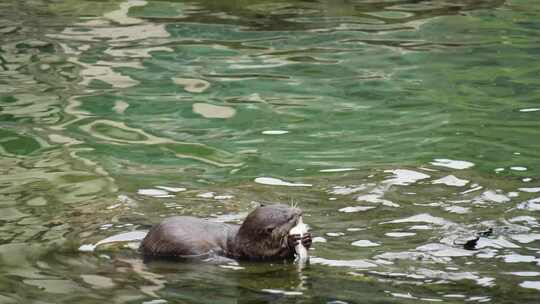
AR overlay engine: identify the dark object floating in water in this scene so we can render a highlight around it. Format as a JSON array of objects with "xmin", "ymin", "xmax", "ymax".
[
  {"xmin": 462, "ymin": 228, "xmax": 494, "ymax": 251},
  {"xmin": 140, "ymin": 204, "xmax": 312, "ymax": 261},
  {"xmin": 463, "ymin": 237, "xmax": 480, "ymax": 250},
  {"xmin": 478, "ymin": 228, "xmax": 493, "ymax": 237}
]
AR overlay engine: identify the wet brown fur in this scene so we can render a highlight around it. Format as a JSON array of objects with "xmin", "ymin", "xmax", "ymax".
[{"xmin": 140, "ymin": 204, "xmax": 303, "ymax": 261}]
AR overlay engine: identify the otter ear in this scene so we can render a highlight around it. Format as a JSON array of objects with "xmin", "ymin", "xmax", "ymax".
[{"xmin": 253, "ymin": 201, "xmax": 267, "ymax": 208}]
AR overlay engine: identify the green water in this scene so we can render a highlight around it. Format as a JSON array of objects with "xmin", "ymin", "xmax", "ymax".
[{"xmin": 1, "ymin": 0, "xmax": 540, "ymax": 303}]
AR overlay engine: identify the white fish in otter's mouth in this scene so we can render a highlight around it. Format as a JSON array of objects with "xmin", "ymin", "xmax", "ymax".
[{"xmin": 289, "ymin": 216, "xmax": 309, "ymax": 262}]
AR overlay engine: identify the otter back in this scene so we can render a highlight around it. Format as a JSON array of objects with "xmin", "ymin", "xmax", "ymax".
[{"xmin": 140, "ymin": 216, "xmax": 238, "ymax": 258}]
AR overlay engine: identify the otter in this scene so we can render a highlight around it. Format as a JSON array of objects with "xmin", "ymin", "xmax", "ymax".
[{"xmin": 140, "ymin": 204, "xmax": 312, "ymax": 261}]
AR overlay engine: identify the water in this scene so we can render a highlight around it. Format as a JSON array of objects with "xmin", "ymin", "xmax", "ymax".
[{"xmin": 1, "ymin": 0, "xmax": 539, "ymax": 302}]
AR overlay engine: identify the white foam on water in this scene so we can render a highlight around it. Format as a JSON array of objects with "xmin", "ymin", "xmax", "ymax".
[
  {"xmin": 173, "ymin": 78, "xmax": 211, "ymax": 93},
  {"xmin": 389, "ymin": 292, "xmax": 416, "ymax": 299},
  {"xmin": 142, "ymin": 300, "xmax": 167, "ymax": 304},
  {"xmin": 477, "ymin": 249, "xmax": 498, "ymax": 259},
  {"xmin": 117, "ymin": 195, "xmax": 135, "ymax": 205},
  {"xmin": 327, "ymin": 232, "xmax": 345, "ymax": 237},
  {"xmin": 416, "ymin": 243, "xmax": 474, "ymax": 257},
  {"xmin": 52, "ymin": 20, "xmax": 170, "ymax": 43},
  {"xmin": 467, "ymin": 296, "xmax": 491, "ymax": 302},
  {"xmin": 356, "ymin": 194, "xmax": 398, "ymax": 207},
  {"xmin": 309, "ymin": 257, "xmax": 377, "ymax": 268},
  {"xmin": 370, "ymin": 270, "xmax": 426, "ymax": 279},
  {"xmin": 519, "ymin": 187, "xmax": 540, "ymax": 193},
  {"xmin": 475, "ymin": 277, "xmax": 496, "ymax": 287},
  {"xmin": 430, "ymin": 159, "xmax": 474, "ymax": 170},
  {"xmin": 476, "ymin": 237, "xmax": 520, "ymax": 249},
  {"xmin": 197, "ymin": 192, "xmax": 215, "ymax": 198},
  {"xmin": 409, "ymin": 225, "xmax": 433, "ymax": 230},
  {"xmin": 415, "ymin": 268, "xmax": 494, "ymax": 287},
  {"xmin": 219, "ymin": 265, "xmax": 245, "ymax": 270},
  {"xmin": 340, "ymin": 181, "xmax": 399, "ymax": 208},
  {"xmin": 432, "ymin": 175, "xmax": 469, "ymax": 187},
  {"xmin": 384, "ymin": 169, "xmax": 430, "ymax": 186},
  {"xmin": 508, "ymin": 191, "xmax": 519, "ymax": 198},
  {"xmin": 254, "ymin": 177, "xmax": 312, "ymax": 187},
  {"xmin": 382, "ymin": 214, "xmax": 450, "ymax": 226},
  {"xmin": 509, "ymin": 216, "xmax": 538, "ymax": 225},
  {"xmin": 461, "ymin": 186, "xmax": 483, "ymax": 194},
  {"xmin": 510, "ymin": 234, "xmax": 540, "ymax": 244},
  {"xmin": 517, "ymin": 198, "xmax": 540, "ymax": 211},
  {"xmin": 312, "ymin": 236, "xmax": 327, "ymax": 243},
  {"xmin": 330, "ymin": 185, "xmax": 367, "ymax": 195},
  {"xmin": 214, "ymin": 195, "xmax": 234, "ymax": 200},
  {"xmin": 385, "ymin": 232, "xmax": 416, "ymax": 238},
  {"xmin": 351, "ymin": 240, "xmax": 380, "ymax": 247},
  {"xmin": 520, "ymin": 281, "xmax": 540, "ymax": 291},
  {"xmin": 137, "ymin": 188, "xmax": 169, "ymax": 197},
  {"xmin": 100, "ymin": 224, "xmax": 113, "ymax": 229},
  {"xmin": 519, "ymin": 108, "xmax": 540, "ymax": 112},
  {"xmin": 78, "ymin": 244, "xmax": 97, "ymax": 252},
  {"xmin": 261, "ymin": 130, "xmax": 289, "ymax": 135},
  {"xmin": 501, "ymin": 254, "xmax": 539, "ymax": 263},
  {"xmin": 79, "ymin": 230, "xmax": 147, "ymax": 252},
  {"xmin": 155, "ymin": 186, "xmax": 186, "ymax": 192},
  {"xmin": 374, "ymin": 251, "xmax": 449, "ymax": 263},
  {"xmin": 261, "ymin": 289, "xmax": 303, "ymax": 296},
  {"xmin": 105, "ymin": 46, "xmax": 173, "ymax": 58},
  {"xmin": 209, "ymin": 212, "xmax": 247, "ymax": 223},
  {"xmin": 325, "ymin": 301, "xmax": 349, "ymax": 304},
  {"xmin": 507, "ymin": 272, "xmax": 540, "ymax": 277},
  {"xmin": 320, "ymin": 168, "xmax": 357, "ymax": 173},
  {"xmin": 444, "ymin": 206, "xmax": 470, "ymax": 214},
  {"xmin": 192, "ymin": 103, "xmax": 235, "ymax": 118},
  {"xmin": 230, "ymin": 58, "xmax": 290, "ymax": 70},
  {"xmin": 339, "ymin": 206, "xmax": 375, "ymax": 213},
  {"xmin": 104, "ymin": 0, "xmax": 147, "ymax": 25},
  {"xmin": 443, "ymin": 294, "xmax": 466, "ymax": 298},
  {"xmin": 510, "ymin": 166, "xmax": 527, "ymax": 171},
  {"xmin": 479, "ymin": 190, "xmax": 511, "ymax": 203},
  {"xmin": 106, "ymin": 203, "xmax": 121, "ymax": 210},
  {"xmin": 420, "ymin": 298, "xmax": 443, "ymax": 302}
]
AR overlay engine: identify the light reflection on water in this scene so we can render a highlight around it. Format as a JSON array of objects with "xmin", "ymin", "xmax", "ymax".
[{"xmin": 1, "ymin": 0, "xmax": 540, "ymax": 302}]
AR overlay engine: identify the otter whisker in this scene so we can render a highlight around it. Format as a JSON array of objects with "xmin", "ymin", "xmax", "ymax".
[{"xmin": 289, "ymin": 198, "xmax": 298, "ymax": 209}]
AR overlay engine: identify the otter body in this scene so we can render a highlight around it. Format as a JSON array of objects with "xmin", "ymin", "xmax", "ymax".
[
  {"xmin": 140, "ymin": 204, "xmax": 311, "ymax": 261},
  {"xmin": 141, "ymin": 216, "xmax": 239, "ymax": 258}
]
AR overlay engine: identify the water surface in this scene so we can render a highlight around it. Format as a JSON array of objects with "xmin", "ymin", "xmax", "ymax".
[{"xmin": 1, "ymin": 0, "xmax": 539, "ymax": 303}]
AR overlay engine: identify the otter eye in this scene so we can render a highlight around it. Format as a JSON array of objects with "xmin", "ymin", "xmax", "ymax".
[{"xmin": 264, "ymin": 226, "xmax": 275, "ymax": 234}]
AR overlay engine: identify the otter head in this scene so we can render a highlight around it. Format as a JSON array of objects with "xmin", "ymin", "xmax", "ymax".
[{"xmin": 233, "ymin": 204, "xmax": 302, "ymax": 260}]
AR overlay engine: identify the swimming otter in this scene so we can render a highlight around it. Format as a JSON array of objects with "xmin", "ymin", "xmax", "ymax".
[{"xmin": 140, "ymin": 204, "xmax": 312, "ymax": 261}]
